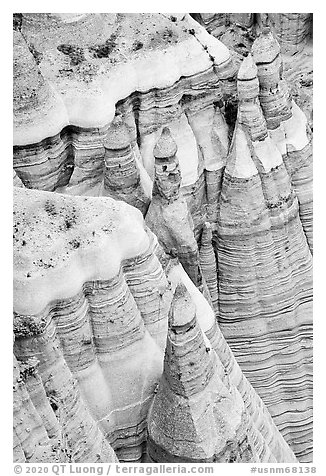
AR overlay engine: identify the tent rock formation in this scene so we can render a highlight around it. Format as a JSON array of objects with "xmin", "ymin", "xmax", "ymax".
[{"xmin": 13, "ymin": 13, "xmax": 312, "ymax": 464}]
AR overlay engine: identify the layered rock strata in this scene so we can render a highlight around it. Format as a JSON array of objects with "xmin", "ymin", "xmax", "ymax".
[
  {"xmin": 192, "ymin": 13, "xmax": 312, "ymax": 55},
  {"xmin": 13, "ymin": 12, "xmax": 236, "ymax": 269},
  {"xmin": 192, "ymin": 13, "xmax": 255, "ymax": 40},
  {"xmin": 13, "ymin": 12, "xmax": 312, "ymax": 464},
  {"xmin": 251, "ymin": 29, "xmax": 313, "ymax": 253},
  {"xmin": 13, "ymin": 13, "xmax": 236, "ymax": 199},
  {"xmin": 13, "ymin": 339, "xmax": 118, "ymax": 463},
  {"xmin": 147, "ymin": 284, "xmax": 296, "ymax": 463},
  {"xmin": 161, "ymin": 258, "xmax": 297, "ymax": 463},
  {"xmin": 258, "ymin": 14, "xmax": 312, "ymax": 54},
  {"xmin": 199, "ymin": 222, "xmax": 219, "ymax": 315},
  {"xmin": 13, "ymin": 188, "xmax": 170, "ymax": 462},
  {"xmin": 14, "ymin": 183, "xmax": 299, "ymax": 463},
  {"xmin": 13, "ymin": 355, "xmax": 60, "ymax": 463},
  {"xmin": 102, "ymin": 115, "xmax": 151, "ymax": 214},
  {"xmin": 216, "ymin": 54, "xmax": 313, "ymax": 461},
  {"xmin": 191, "ymin": 13, "xmax": 313, "ymax": 130},
  {"xmin": 145, "ymin": 127, "xmax": 201, "ymax": 285}
]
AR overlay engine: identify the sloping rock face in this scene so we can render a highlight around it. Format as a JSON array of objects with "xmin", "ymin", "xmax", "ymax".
[
  {"xmin": 251, "ymin": 30, "xmax": 313, "ymax": 254},
  {"xmin": 13, "ymin": 187, "xmax": 296, "ymax": 464},
  {"xmin": 13, "ymin": 187, "xmax": 171, "ymax": 462},
  {"xmin": 216, "ymin": 52, "xmax": 313, "ymax": 462},
  {"xmin": 13, "ymin": 13, "xmax": 235, "ymax": 199},
  {"xmin": 148, "ymin": 284, "xmax": 296, "ymax": 463},
  {"xmin": 13, "ymin": 13, "xmax": 312, "ymax": 463},
  {"xmin": 192, "ymin": 13, "xmax": 312, "ymax": 55},
  {"xmin": 192, "ymin": 13, "xmax": 313, "ymax": 130},
  {"xmin": 145, "ymin": 127, "xmax": 201, "ymax": 285}
]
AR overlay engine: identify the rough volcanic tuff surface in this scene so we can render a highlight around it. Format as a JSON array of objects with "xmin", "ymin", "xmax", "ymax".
[{"xmin": 13, "ymin": 13, "xmax": 312, "ymax": 463}]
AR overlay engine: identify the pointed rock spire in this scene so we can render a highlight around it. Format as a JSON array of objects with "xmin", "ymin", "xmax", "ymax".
[
  {"xmin": 258, "ymin": 14, "xmax": 312, "ymax": 54},
  {"xmin": 164, "ymin": 282, "xmax": 215, "ymax": 398},
  {"xmin": 218, "ymin": 39, "xmax": 312, "ymax": 458},
  {"xmin": 252, "ymin": 27, "xmax": 281, "ymax": 65},
  {"xmin": 152, "ymin": 127, "xmax": 181, "ymax": 202},
  {"xmin": 103, "ymin": 115, "xmax": 150, "ymax": 215},
  {"xmin": 252, "ymin": 29, "xmax": 292, "ymax": 129},
  {"xmin": 251, "ymin": 28, "xmax": 313, "ymax": 255},
  {"xmin": 153, "ymin": 127, "xmax": 178, "ymax": 160},
  {"xmin": 236, "ymin": 54, "xmax": 268, "ymax": 143},
  {"xmin": 147, "ymin": 283, "xmax": 258, "ymax": 463},
  {"xmin": 237, "ymin": 53, "xmax": 259, "ymax": 101},
  {"xmin": 104, "ymin": 115, "xmax": 131, "ymax": 151}
]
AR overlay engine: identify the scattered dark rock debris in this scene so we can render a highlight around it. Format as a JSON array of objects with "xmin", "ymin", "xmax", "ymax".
[
  {"xmin": 65, "ymin": 218, "xmax": 73, "ymax": 230},
  {"xmin": 22, "ymin": 240, "xmax": 26, "ymax": 246},
  {"xmin": 57, "ymin": 44, "xmax": 85, "ymax": 67},
  {"xmin": 188, "ymin": 29, "xmax": 195, "ymax": 35},
  {"xmin": 18, "ymin": 358, "xmax": 39, "ymax": 382},
  {"xmin": 229, "ymin": 452, "xmax": 237, "ymax": 463},
  {"xmin": 69, "ymin": 239, "xmax": 81, "ymax": 249},
  {"xmin": 60, "ymin": 211, "xmax": 77, "ymax": 231},
  {"xmin": 36, "ymin": 258, "xmax": 53, "ymax": 269},
  {"xmin": 13, "ymin": 13, "xmax": 23, "ymax": 32},
  {"xmin": 163, "ymin": 29, "xmax": 174, "ymax": 42},
  {"xmin": 170, "ymin": 16, "xmax": 177, "ymax": 23},
  {"xmin": 14, "ymin": 313, "xmax": 47, "ymax": 337},
  {"xmin": 89, "ymin": 33, "xmax": 117, "ymax": 59},
  {"xmin": 44, "ymin": 200, "xmax": 57, "ymax": 216},
  {"xmin": 132, "ymin": 41, "xmax": 143, "ymax": 51},
  {"xmin": 267, "ymin": 195, "xmax": 290, "ymax": 209}
]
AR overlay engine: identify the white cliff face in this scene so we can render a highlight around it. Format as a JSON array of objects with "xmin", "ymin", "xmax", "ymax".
[
  {"xmin": 13, "ymin": 188, "xmax": 168, "ymax": 462},
  {"xmin": 13, "ymin": 12, "xmax": 312, "ymax": 464},
  {"xmin": 13, "ymin": 13, "xmax": 230, "ymax": 146},
  {"xmin": 14, "ymin": 13, "xmax": 236, "ymax": 199}
]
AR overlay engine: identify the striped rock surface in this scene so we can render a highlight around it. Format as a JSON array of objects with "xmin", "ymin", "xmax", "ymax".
[
  {"xmin": 199, "ymin": 222, "xmax": 219, "ymax": 315},
  {"xmin": 252, "ymin": 30, "xmax": 313, "ymax": 253},
  {"xmin": 157, "ymin": 256, "xmax": 297, "ymax": 463},
  {"xmin": 147, "ymin": 284, "xmax": 296, "ymax": 463},
  {"xmin": 13, "ymin": 13, "xmax": 312, "ymax": 464},
  {"xmin": 13, "ymin": 13, "xmax": 236, "ymax": 197},
  {"xmin": 216, "ymin": 54, "xmax": 313, "ymax": 461},
  {"xmin": 103, "ymin": 115, "xmax": 151, "ymax": 214},
  {"xmin": 13, "ymin": 341, "xmax": 118, "ymax": 463},
  {"xmin": 13, "ymin": 188, "xmax": 170, "ymax": 462},
  {"xmin": 145, "ymin": 128, "xmax": 201, "ymax": 286},
  {"xmin": 192, "ymin": 13, "xmax": 312, "ymax": 55}
]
